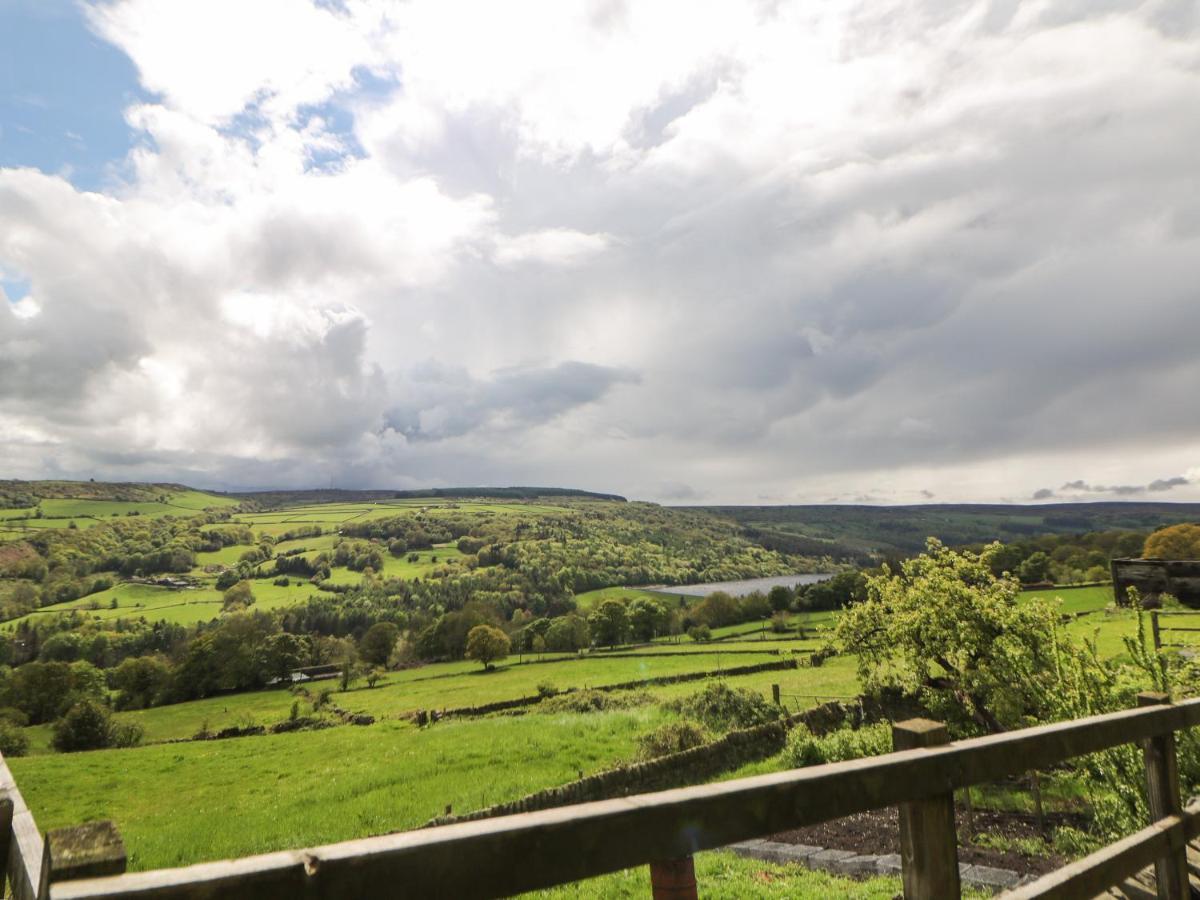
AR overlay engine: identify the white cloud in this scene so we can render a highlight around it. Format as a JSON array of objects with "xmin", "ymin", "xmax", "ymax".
[
  {"xmin": 492, "ymin": 229, "xmax": 613, "ymax": 267},
  {"xmin": 0, "ymin": 0, "xmax": 1198, "ymax": 501}
]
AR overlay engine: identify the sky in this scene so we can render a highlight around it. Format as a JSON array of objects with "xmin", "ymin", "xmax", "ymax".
[{"xmin": 1, "ymin": 0, "xmax": 1199, "ymax": 505}]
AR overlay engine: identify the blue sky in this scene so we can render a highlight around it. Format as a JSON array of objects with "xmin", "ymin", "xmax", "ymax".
[{"xmin": 0, "ymin": 0, "xmax": 143, "ymax": 191}]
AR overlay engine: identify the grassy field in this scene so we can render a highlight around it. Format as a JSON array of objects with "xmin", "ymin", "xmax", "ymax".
[
  {"xmin": 528, "ymin": 852, "xmax": 917, "ymax": 899},
  {"xmin": 574, "ymin": 586, "xmax": 678, "ymax": 610},
  {"xmin": 0, "ymin": 490, "xmax": 238, "ymax": 533},
  {"xmin": 1020, "ymin": 584, "xmax": 1114, "ymax": 615},
  {"xmin": 43, "ymin": 644, "xmax": 844, "ymax": 750},
  {"xmin": 12, "ymin": 711, "xmax": 667, "ymax": 871},
  {"xmin": 3, "ymin": 577, "xmax": 324, "ymax": 630}
]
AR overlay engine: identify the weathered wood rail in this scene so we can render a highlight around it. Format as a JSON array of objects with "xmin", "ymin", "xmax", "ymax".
[{"xmin": 11, "ymin": 693, "xmax": 1200, "ymax": 899}]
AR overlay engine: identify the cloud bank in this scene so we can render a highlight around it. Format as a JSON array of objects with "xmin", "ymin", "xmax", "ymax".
[{"xmin": 2, "ymin": 0, "xmax": 1199, "ymax": 502}]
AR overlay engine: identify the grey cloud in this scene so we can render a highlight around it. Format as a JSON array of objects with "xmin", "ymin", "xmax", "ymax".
[
  {"xmin": 1032, "ymin": 488, "xmax": 1055, "ymax": 500},
  {"xmin": 1057, "ymin": 477, "xmax": 1190, "ymax": 497},
  {"xmin": 1149, "ymin": 477, "xmax": 1190, "ymax": 492},
  {"xmin": 384, "ymin": 361, "xmax": 640, "ymax": 441}
]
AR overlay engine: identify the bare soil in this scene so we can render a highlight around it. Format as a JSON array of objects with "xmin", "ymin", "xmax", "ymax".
[{"xmin": 772, "ymin": 805, "xmax": 1080, "ymax": 877}]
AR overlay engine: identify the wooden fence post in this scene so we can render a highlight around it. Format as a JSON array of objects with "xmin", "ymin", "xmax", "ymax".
[
  {"xmin": 0, "ymin": 797, "xmax": 12, "ymax": 900},
  {"xmin": 772, "ymin": 684, "xmax": 781, "ymax": 706},
  {"xmin": 1151, "ymin": 611, "xmax": 1162, "ymax": 652},
  {"xmin": 894, "ymin": 718, "xmax": 960, "ymax": 899},
  {"xmin": 1137, "ymin": 692, "xmax": 1189, "ymax": 899},
  {"xmin": 649, "ymin": 855, "xmax": 697, "ymax": 900}
]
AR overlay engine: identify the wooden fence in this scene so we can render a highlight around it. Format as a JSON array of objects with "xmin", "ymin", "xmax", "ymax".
[{"xmin": 14, "ymin": 692, "xmax": 1200, "ymax": 899}]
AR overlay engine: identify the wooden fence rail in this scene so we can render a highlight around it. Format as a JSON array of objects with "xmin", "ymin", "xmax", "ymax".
[{"xmin": 10, "ymin": 693, "xmax": 1200, "ymax": 899}]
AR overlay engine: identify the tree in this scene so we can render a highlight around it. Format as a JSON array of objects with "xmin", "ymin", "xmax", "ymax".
[
  {"xmin": 1016, "ymin": 551, "xmax": 1052, "ymax": 584},
  {"xmin": 1144, "ymin": 524, "xmax": 1200, "ymax": 560},
  {"xmin": 222, "ymin": 580, "xmax": 255, "ymax": 611},
  {"xmin": 465, "ymin": 625, "xmax": 510, "ymax": 670},
  {"xmin": 767, "ymin": 585, "xmax": 793, "ymax": 613},
  {"xmin": 545, "ymin": 615, "xmax": 589, "ymax": 652},
  {"xmin": 51, "ymin": 699, "xmax": 143, "ymax": 752},
  {"xmin": 628, "ymin": 598, "xmax": 667, "ymax": 641},
  {"xmin": 588, "ymin": 599, "xmax": 630, "ymax": 647},
  {"xmin": 836, "ymin": 539, "xmax": 1070, "ymax": 735},
  {"xmin": 110, "ymin": 656, "xmax": 171, "ymax": 710},
  {"xmin": 692, "ymin": 591, "xmax": 740, "ymax": 627},
  {"xmin": 359, "ymin": 622, "xmax": 400, "ymax": 666}
]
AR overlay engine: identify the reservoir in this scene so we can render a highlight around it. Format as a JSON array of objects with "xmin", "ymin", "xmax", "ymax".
[{"xmin": 648, "ymin": 573, "xmax": 836, "ymax": 598}]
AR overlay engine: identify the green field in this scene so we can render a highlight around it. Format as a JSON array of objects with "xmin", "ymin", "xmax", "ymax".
[
  {"xmin": 12, "ymin": 710, "xmax": 666, "ymax": 871},
  {"xmin": 3, "ymin": 577, "xmax": 324, "ymax": 630},
  {"xmin": 0, "ymin": 489, "xmax": 238, "ymax": 533},
  {"xmin": 1019, "ymin": 584, "xmax": 1114, "ymax": 615}
]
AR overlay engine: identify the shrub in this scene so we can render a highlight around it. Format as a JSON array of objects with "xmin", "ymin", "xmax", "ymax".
[
  {"xmin": 51, "ymin": 699, "xmax": 144, "ymax": 753},
  {"xmin": 687, "ymin": 625, "xmax": 711, "ymax": 643},
  {"xmin": 637, "ymin": 720, "xmax": 710, "ymax": 760},
  {"xmin": 0, "ymin": 720, "xmax": 29, "ymax": 757},
  {"xmin": 784, "ymin": 722, "xmax": 891, "ymax": 768},
  {"xmin": 536, "ymin": 681, "xmax": 557, "ymax": 698},
  {"xmin": 540, "ymin": 689, "xmax": 653, "ymax": 715},
  {"xmin": 667, "ymin": 682, "xmax": 779, "ymax": 732},
  {"xmin": 273, "ymin": 576, "xmax": 290, "ymax": 587}
]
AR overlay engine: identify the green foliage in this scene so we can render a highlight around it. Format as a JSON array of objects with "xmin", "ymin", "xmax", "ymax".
[
  {"xmin": 545, "ymin": 615, "xmax": 589, "ymax": 652},
  {"xmin": 836, "ymin": 539, "xmax": 1071, "ymax": 733},
  {"xmin": 589, "ymin": 599, "xmax": 630, "ymax": 647},
  {"xmin": 785, "ymin": 723, "xmax": 892, "ymax": 767},
  {"xmin": 539, "ymin": 689, "xmax": 653, "ymax": 714},
  {"xmin": 627, "ymin": 597, "xmax": 668, "ymax": 641},
  {"xmin": 51, "ymin": 699, "xmax": 144, "ymax": 752},
  {"xmin": 221, "ymin": 580, "xmax": 255, "ymax": 611},
  {"xmin": 5, "ymin": 660, "xmax": 106, "ymax": 724},
  {"xmin": 110, "ymin": 656, "xmax": 172, "ymax": 710},
  {"xmin": 358, "ymin": 622, "xmax": 400, "ymax": 666},
  {"xmin": 0, "ymin": 719, "xmax": 29, "ymax": 757},
  {"xmin": 1144, "ymin": 524, "xmax": 1200, "ymax": 560},
  {"xmin": 667, "ymin": 682, "xmax": 779, "ymax": 732},
  {"xmin": 687, "ymin": 624, "xmax": 711, "ymax": 642},
  {"xmin": 465, "ymin": 625, "xmax": 510, "ymax": 670},
  {"xmin": 637, "ymin": 719, "xmax": 710, "ymax": 759}
]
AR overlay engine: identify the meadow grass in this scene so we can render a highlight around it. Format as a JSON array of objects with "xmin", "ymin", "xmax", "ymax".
[
  {"xmin": 574, "ymin": 586, "xmax": 677, "ymax": 610},
  {"xmin": 335, "ymin": 650, "xmax": 787, "ymax": 718},
  {"xmin": 115, "ymin": 689, "xmax": 309, "ymax": 744},
  {"xmin": 525, "ymin": 851, "xmax": 915, "ymax": 899},
  {"xmin": 4, "ymin": 576, "xmax": 330, "ymax": 631},
  {"xmin": 93, "ymin": 648, "xmax": 822, "ymax": 746},
  {"xmin": 11, "ymin": 710, "xmax": 666, "ymax": 871},
  {"xmin": 1019, "ymin": 584, "xmax": 1114, "ymax": 614}
]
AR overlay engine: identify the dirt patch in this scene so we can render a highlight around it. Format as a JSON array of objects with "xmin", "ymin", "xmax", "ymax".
[{"xmin": 772, "ymin": 806, "xmax": 1076, "ymax": 877}]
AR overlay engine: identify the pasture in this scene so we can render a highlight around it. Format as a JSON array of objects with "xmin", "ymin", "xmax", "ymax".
[{"xmin": 12, "ymin": 710, "xmax": 666, "ymax": 871}]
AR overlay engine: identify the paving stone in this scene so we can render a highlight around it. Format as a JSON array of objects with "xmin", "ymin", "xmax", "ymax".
[
  {"xmin": 806, "ymin": 848, "xmax": 858, "ymax": 872},
  {"xmin": 961, "ymin": 864, "xmax": 1022, "ymax": 890},
  {"xmin": 830, "ymin": 854, "xmax": 882, "ymax": 876},
  {"xmin": 874, "ymin": 853, "xmax": 902, "ymax": 875}
]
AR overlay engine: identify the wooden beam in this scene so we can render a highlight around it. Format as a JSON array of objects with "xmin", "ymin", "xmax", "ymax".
[
  {"xmin": 894, "ymin": 719, "xmax": 960, "ymax": 899},
  {"xmin": 1006, "ymin": 804, "xmax": 1200, "ymax": 899},
  {"xmin": 649, "ymin": 856, "xmax": 696, "ymax": 900},
  {"xmin": 0, "ymin": 750, "xmax": 45, "ymax": 900},
  {"xmin": 51, "ymin": 699, "xmax": 1200, "ymax": 900},
  {"xmin": 46, "ymin": 823, "xmax": 126, "ymax": 884},
  {"xmin": 1137, "ymin": 693, "xmax": 1189, "ymax": 899}
]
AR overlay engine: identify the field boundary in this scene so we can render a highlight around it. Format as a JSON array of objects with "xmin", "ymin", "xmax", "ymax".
[{"xmin": 428, "ymin": 658, "xmax": 801, "ymax": 720}]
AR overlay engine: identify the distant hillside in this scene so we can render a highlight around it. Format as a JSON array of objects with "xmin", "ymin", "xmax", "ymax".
[
  {"xmin": 0, "ymin": 479, "xmax": 197, "ymax": 509},
  {"xmin": 687, "ymin": 502, "xmax": 1200, "ymax": 561},
  {"xmin": 227, "ymin": 486, "xmax": 627, "ymax": 508}
]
